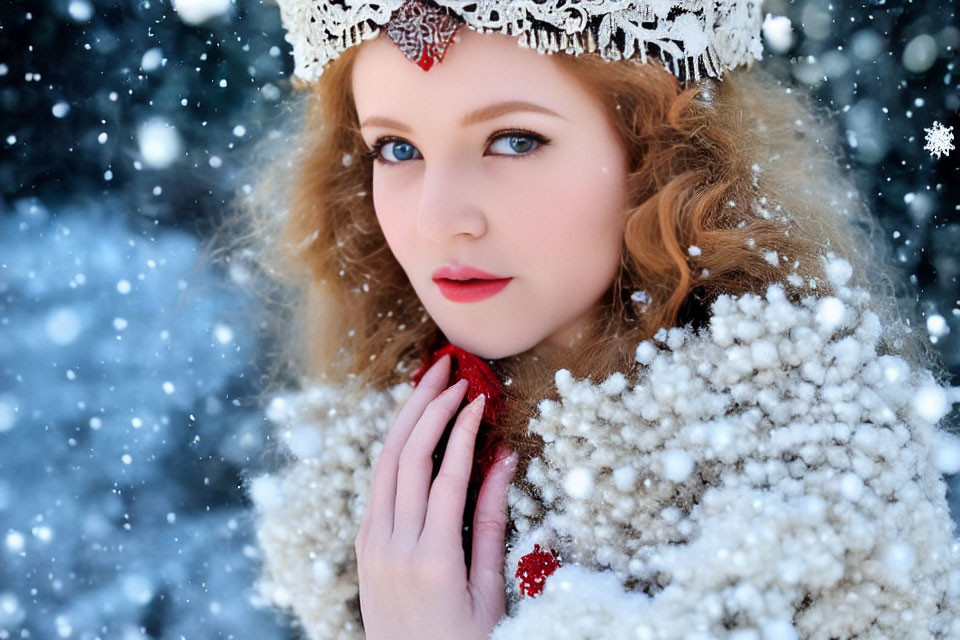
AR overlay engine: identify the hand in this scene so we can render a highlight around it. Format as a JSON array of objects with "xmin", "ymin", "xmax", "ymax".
[{"xmin": 355, "ymin": 353, "xmax": 518, "ymax": 640}]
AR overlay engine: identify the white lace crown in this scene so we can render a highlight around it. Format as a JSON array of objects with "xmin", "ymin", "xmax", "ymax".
[{"xmin": 275, "ymin": 0, "xmax": 767, "ymax": 85}]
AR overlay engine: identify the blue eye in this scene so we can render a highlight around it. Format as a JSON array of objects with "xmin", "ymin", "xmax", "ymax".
[
  {"xmin": 365, "ymin": 129, "xmax": 549, "ymax": 166},
  {"xmin": 488, "ymin": 134, "xmax": 542, "ymax": 156},
  {"xmin": 379, "ymin": 140, "xmax": 423, "ymax": 163}
]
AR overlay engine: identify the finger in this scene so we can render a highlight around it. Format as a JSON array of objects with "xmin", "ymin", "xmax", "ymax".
[
  {"xmin": 392, "ymin": 378, "xmax": 469, "ymax": 543},
  {"xmin": 420, "ymin": 393, "xmax": 486, "ymax": 546},
  {"xmin": 469, "ymin": 447, "xmax": 518, "ymax": 599},
  {"xmin": 362, "ymin": 353, "xmax": 452, "ymax": 545}
]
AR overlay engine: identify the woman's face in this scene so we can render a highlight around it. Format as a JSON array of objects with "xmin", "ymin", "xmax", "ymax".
[{"xmin": 351, "ymin": 28, "xmax": 628, "ymax": 360}]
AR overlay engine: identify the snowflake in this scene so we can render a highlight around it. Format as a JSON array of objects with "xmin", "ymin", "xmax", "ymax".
[{"xmin": 923, "ymin": 120, "xmax": 954, "ymax": 158}]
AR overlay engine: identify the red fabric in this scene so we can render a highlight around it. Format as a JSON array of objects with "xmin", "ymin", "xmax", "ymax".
[
  {"xmin": 515, "ymin": 544, "xmax": 562, "ymax": 598},
  {"xmin": 411, "ymin": 341, "xmax": 506, "ymax": 427},
  {"xmin": 411, "ymin": 340, "xmax": 508, "ymax": 478}
]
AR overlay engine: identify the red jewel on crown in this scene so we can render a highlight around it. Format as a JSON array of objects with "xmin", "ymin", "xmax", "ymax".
[
  {"xmin": 385, "ymin": 0, "xmax": 462, "ymax": 72},
  {"xmin": 515, "ymin": 544, "xmax": 562, "ymax": 598}
]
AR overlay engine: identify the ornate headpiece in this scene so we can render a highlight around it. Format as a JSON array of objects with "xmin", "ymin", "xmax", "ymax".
[{"xmin": 275, "ymin": 0, "xmax": 767, "ymax": 85}]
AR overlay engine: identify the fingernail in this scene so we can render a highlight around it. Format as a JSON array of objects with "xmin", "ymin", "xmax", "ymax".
[
  {"xmin": 472, "ymin": 393, "xmax": 486, "ymax": 411},
  {"xmin": 427, "ymin": 354, "xmax": 451, "ymax": 380},
  {"xmin": 496, "ymin": 445, "xmax": 517, "ymax": 467},
  {"xmin": 445, "ymin": 378, "xmax": 468, "ymax": 396}
]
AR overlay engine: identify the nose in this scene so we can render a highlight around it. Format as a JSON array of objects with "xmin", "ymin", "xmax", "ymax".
[{"xmin": 415, "ymin": 161, "xmax": 487, "ymax": 243}]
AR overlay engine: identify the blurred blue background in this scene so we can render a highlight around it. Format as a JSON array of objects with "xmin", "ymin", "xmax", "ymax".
[{"xmin": 0, "ymin": 0, "xmax": 957, "ymax": 638}]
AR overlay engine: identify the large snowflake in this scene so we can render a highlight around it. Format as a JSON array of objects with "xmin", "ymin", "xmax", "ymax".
[{"xmin": 923, "ymin": 120, "xmax": 955, "ymax": 159}]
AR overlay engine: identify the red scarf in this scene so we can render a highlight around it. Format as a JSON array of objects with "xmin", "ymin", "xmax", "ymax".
[{"xmin": 410, "ymin": 340, "xmax": 507, "ymax": 429}]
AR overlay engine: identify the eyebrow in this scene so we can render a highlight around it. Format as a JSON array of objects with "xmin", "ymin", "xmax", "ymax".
[{"xmin": 359, "ymin": 100, "xmax": 566, "ymax": 132}]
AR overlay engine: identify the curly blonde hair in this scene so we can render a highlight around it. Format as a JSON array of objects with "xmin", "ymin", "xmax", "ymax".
[{"xmin": 214, "ymin": 38, "xmax": 943, "ymax": 472}]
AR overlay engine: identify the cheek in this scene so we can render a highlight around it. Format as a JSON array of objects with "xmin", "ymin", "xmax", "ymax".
[
  {"xmin": 515, "ymin": 153, "xmax": 625, "ymax": 285},
  {"xmin": 372, "ymin": 177, "xmax": 414, "ymax": 264}
]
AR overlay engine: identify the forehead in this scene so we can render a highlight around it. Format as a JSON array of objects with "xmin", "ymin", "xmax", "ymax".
[{"xmin": 350, "ymin": 28, "xmax": 588, "ymax": 117}]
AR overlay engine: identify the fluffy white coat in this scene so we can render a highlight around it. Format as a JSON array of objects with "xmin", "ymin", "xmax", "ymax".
[{"xmin": 249, "ymin": 275, "xmax": 960, "ymax": 639}]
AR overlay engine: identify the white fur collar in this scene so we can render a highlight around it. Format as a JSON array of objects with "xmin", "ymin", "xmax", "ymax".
[{"xmin": 249, "ymin": 279, "xmax": 960, "ymax": 639}]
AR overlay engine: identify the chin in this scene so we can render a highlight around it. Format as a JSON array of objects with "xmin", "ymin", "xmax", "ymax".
[{"xmin": 438, "ymin": 329, "xmax": 536, "ymax": 361}]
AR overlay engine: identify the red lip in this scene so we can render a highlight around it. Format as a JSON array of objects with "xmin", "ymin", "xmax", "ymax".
[
  {"xmin": 434, "ymin": 277, "xmax": 512, "ymax": 302},
  {"xmin": 432, "ymin": 264, "xmax": 507, "ymax": 280}
]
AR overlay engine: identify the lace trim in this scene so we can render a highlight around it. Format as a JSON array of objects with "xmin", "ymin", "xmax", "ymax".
[{"xmin": 275, "ymin": 0, "xmax": 765, "ymax": 84}]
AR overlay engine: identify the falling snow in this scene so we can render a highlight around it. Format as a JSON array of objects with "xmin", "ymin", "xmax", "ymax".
[
  {"xmin": 171, "ymin": 0, "xmax": 232, "ymax": 25},
  {"xmin": 0, "ymin": 202, "xmax": 276, "ymax": 638},
  {"xmin": 924, "ymin": 120, "xmax": 955, "ymax": 159},
  {"xmin": 137, "ymin": 118, "xmax": 183, "ymax": 169},
  {"xmin": 2, "ymin": 0, "xmax": 959, "ymax": 638}
]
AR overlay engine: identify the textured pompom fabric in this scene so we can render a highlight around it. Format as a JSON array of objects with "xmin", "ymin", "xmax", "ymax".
[
  {"xmin": 497, "ymin": 279, "xmax": 960, "ymax": 639},
  {"xmin": 248, "ymin": 380, "xmax": 413, "ymax": 640},
  {"xmin": 249, "ymin": 274, "xmax": 960, "ymax": 640}
]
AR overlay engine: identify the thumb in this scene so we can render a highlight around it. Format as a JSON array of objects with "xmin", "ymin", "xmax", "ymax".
[{"xmin": 468, "ymin": 447, "xmax": 518, "ymax": 599}]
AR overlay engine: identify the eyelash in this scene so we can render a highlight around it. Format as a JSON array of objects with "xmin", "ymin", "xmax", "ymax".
[{"xmin": 362, "ymin": 128, "xmax": 551, "ymax": 166}]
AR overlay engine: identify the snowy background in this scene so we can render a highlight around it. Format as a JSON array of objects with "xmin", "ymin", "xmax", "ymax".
[{"xmin": 0, "ymin": 0, "xmax": 957, "ymax": 638}]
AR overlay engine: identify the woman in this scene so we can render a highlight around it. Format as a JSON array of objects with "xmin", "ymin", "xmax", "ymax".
[{"xmin": 238, "ymin": 1, "xmax": 960, "ymax": 638}]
